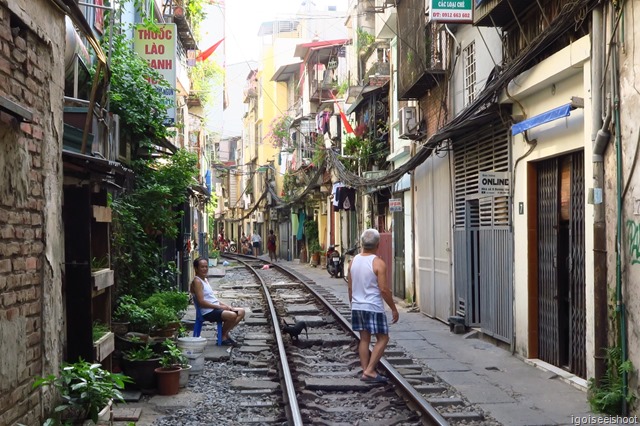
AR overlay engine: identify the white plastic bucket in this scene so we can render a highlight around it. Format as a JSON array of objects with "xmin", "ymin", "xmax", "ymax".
[{"xmin": 177, "ymin": 337, "xmax": 207, "ymax": 375}]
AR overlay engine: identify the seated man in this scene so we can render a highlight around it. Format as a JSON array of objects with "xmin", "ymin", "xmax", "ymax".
[{"xmin": 190, "ymin": 257, "xmax": 245, "ymax": 345}]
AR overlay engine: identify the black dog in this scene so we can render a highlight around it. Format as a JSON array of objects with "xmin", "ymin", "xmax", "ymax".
[{"xmin": 282, "ymin": 320, "xmax": 308, "ymax": 341}]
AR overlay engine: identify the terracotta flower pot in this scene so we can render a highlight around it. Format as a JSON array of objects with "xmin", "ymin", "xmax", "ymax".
[{"xmin": 155, "ymin": 366, "xmax": 181, "ymax": 396}]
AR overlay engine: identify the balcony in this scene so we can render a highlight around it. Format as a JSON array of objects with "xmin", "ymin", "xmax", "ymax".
[
  {"xmin": 397, "ymin": 14, "xmax": 448, "ymax": 99},
  {"xmin": 165, "ymin": 0, "xmax": 198, "ymax": 50},
  {"xmin": 474, "ymin": 0, "xmax": 529, "ymax": 27}
]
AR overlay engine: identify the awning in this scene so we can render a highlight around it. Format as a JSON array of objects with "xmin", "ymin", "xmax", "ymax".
[
  {"xmin": 346, "ymin": 84, "xmax": 386, "ymax": 115},
  {"xmin": 511, "ymin": 103, "xmax": 573, "ymax": 135},
  {"xmin": 271, "ymin": 62, "xmax": 302, "ymax": 82}
]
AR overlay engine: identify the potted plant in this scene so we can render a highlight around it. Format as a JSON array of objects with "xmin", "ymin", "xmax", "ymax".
[
  {"xmin": 113, "ymin": 295, "xmax": 153, "ymax": 334},
  {"xmin": 155, "ymin": 339, "xmax": 187, "ymax": 394},
  {"xmin": 122, "ymin": 343, "xmax": 161, "ymax": 391},
  {"xmin": 309, "ymin": 240, "xmax": 322, "ymax": 266},
  {"xmin": 162, "ymin": 338, "xmax": 191, "ymax": 387},
  {"xmin": 93, "ymin": 322, "xmax": 115, "ymax": 363},
  {"xmin": 143, "ymin": 291, "xmax": 190, "ymax": 321},
  {"xmin": 209, "ymin": 249, "xmax": 220, "ymax": 266},
  {"xmin": 33, "ymin": 360, "xmax": 131, "ymax": 425},
  {"xmin": 146, "ymin": 305, "xmax": 179, "ymax": 337}
]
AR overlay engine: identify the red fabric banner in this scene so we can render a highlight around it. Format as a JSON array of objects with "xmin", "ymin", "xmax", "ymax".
[{"xmin": 197, "ymin": 38, "xmax": 224, "ymax": 62}]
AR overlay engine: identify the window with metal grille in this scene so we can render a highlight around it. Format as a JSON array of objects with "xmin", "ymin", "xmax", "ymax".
[{"xmin": 463, "ymin": 42, "xmax": 476, "ymax": 106}]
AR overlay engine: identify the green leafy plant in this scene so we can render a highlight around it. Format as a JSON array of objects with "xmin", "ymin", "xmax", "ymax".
[
  {"xmin": 33, "ymin": 360, "xmax": 131, "ymax": 425},
  {"xmin": 146, "ymin": 305, "xmax": 178, "ymax": 330},
  {"xmin": 189, "ymin": 59, "xmax": 223, "ymax": 107},
  {"xmin": 160, "ymin": 339, "xmax": 187, "ymax": 368},
  {"xmin": 124, "ymin": 344, "xmax": 156, "ymax": 361},
  {"xmin": 142, "ymin": 291, "xmax": 189, "ymax": 318},
  {"xmin": 588, "ymin": 346, "xmax": 635, "ymax": 414},
  {"xmin": 112, "ymin": 150, "xmax": 198, "ymax": 300},
  {"xmin": 357, "ymin": 28, "xmax": 375, "ymax": 53},
  {"xmin": 91, "ymin": 256, "xmax": 109, "ymax": 271},
  {"xmin": 309, "ymin": 240, "xmax": 323, "ymax": 255},
  {"xmin": 97, "ymin": 29, "xmax": 175, "ymax": 155},
  {"xmin": 186, "ymin": 0, "xmax": 208, "ymax": 39},
  {"xmin": 113, "ymin": 295, "xmax": 152, "ymax": 332},
  {"xmin": 92, "ymin": 322, "xmax": 110, "ymax": 342}
]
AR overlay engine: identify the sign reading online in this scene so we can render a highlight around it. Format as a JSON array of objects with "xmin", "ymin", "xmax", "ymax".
[
  {"xmin": 479, "ymin": 172, "xmax": 510, "ymax": 196},
  {"xmin": 430, "ymin": 0, "xmax": 473, "ymax": 23},
  {"xmin": 389, "ymin": 198, "xmax": 403, "ymax": 212},
  {"xmin": 133, "ymin": 24, "xmax": 177, "ymax": 125}
]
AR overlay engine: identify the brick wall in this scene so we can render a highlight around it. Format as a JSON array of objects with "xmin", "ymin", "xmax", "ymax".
[
  {"xmin": 420, "ymin": 83, "xmax": 448, "ymax": 138},
  {"xmin": 0, "ymin": 1, "xmax": 65, "ymax": 425}
]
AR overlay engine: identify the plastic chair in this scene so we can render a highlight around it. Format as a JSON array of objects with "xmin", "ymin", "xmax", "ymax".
[{"xmin": 192, "ymin": 297, "xmax": 223, "ymax": 346}]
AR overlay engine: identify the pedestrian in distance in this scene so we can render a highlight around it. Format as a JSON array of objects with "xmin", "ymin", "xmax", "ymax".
[
  {"xmin": 251, "ymin": 230, "xmax": 262, "ymax": 258},
  {"xmin": 190, "ymin": 257, "xmax": 245, "ymax": 345},
  {"xmin": 347, "ymin": 228, "xmax": 399, "ymax": 383},
  {"xmin": 267, "ymin": 229, "xmax": 278, "ymax": 262}
]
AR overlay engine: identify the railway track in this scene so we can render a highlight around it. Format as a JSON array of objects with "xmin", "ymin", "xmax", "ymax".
[{"xmin": 218, "ymin": 254, "xmax": 497, "ymax": 426}]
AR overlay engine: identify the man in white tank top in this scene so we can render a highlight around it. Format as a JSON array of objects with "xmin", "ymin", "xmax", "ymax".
[
  {"xmin": 191, "ymin": 257, "xmax": 246, "ymax": 345},
  {"xmin": 347, "ymin": 228, "xmax": 399, "ymax": 383}
]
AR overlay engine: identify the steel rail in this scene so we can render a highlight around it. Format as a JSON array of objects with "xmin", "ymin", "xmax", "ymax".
[
  {"xmin": 250, "ymin": 256, "xmax": 450, "ymax": 426},
  {"xmin": 226, "ymin": 255, "xmax": 303, "ymax": 426}
]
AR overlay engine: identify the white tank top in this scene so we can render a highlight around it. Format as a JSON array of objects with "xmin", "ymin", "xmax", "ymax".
[
  {"xmin": 350, "ymin": 254, "xmax": 385, "ymax": 313},
  {"xmin": 195, "ymin": 276, "xmax": 219, "ymax": 315}
]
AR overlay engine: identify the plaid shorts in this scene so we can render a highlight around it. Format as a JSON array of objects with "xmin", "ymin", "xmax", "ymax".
[{"xmin": 351, "ymin": 310, "xmax": 389, "ymax": 335}]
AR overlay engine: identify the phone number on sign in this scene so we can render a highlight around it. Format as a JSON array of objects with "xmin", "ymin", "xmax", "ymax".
[{"xmin": 432, "ymin": 11, "xmax": 472, "ymax": 19}]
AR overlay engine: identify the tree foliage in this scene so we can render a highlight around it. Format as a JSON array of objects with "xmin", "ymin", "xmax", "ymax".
[
  {"xmin": 112, "ymin": 151, "xmax": 198, "ymax": 299},
  {"xmin": 102, "ymin": 30, "xmax": 175, "ymax": 153}
]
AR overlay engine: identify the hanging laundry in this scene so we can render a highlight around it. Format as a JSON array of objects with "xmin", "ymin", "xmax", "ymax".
[
  {"xmin": 297, "ymin": 210, "xmax": 306, "ymax": 241},
  {"xmin": 338, "ymin": 187, "xmax": 356, "ymax": 211},
  {"xmin": 316, "ymin": 110, "xmax": 331, "ymax": 135},
  {"xmin": 291, "ymin": 211, "xmax": 299, "ymax": 237},
  {"xmin": 331, "ymin": 182, "xmax": 344, "ymax": 209}
]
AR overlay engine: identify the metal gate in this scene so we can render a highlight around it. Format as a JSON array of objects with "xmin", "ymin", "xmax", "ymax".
[
  {"xmin": 537, "ymin": 152, "xmax": 585, "ymax": 378},
  {"xmin": 415, "ymin": 153, "xmax": 452, "ymax": 321},
  {"xmin": 569, "ymin": 153, "xmax": 586, "ymax": 379},
  {"xmin": 453, "ymin": 119, "xmax": 512, "ymax": 343},
  {"xmin": 393, "ymin": 207, "xmax": 406, "ymax": 300}
]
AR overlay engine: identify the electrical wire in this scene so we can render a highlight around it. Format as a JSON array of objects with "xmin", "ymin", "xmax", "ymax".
[{"xmin": 323, "ymin": 0, "xmax": 599, "ymax": 189}]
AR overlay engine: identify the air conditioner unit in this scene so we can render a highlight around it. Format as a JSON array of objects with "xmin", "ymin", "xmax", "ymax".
[
  {"xmin": 399, "ymin": 106, "xmax": 417, "ymax": 139},
  {"xmin": 256, "ymin": 211, "xmax": 264, "ymax": 223}
]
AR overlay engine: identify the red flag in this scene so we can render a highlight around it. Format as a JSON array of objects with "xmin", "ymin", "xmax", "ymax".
[
  {"xmin": 330, "ymin": 91, "xmax": 353, "ymax": 134},
  {"xmin": 197, "ymin": 38, "xmax": 224, "ymax": 62}
]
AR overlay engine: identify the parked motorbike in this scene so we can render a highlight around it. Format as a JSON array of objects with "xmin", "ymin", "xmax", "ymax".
[
  {"xmin": 326, "ymin": 245, "xmax": 342, "ymax": 278},
  {"xmin": 342, "ymin": 244, "xmax": 360, "ymax": 283},
  {"xmin": 222, "ymin": 240, "xmax": 238, "ymax": 253}
]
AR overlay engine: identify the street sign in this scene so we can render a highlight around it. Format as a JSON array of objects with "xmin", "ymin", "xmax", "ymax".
[
  {"xmin": 430, "ymin": 0, "xmax": 474, "ymax": 23},
  {"xmin": 479, "ymin": 171, "xmax": 510, "ymax": 196},
  {"xmin": 389, "ymin": 198, "xmax": 403, "ymax": 212}
]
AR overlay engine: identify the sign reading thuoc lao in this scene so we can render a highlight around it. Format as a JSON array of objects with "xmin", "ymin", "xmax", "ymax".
[
  {"xmin": 133, "ymin": 24, "xmax": 177, "ymax": 125},
  {"xmin": 430, "ymin": 0, "xmax": 473, "ymax": 23},
  {"xmin": 479, "ymin": 172, "xmax": 510, "ymax": 196}
]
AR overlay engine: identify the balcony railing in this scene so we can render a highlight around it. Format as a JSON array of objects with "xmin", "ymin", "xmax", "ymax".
[
  {"xmin": 474, "ymin": 0, "xmax": 529, "ymax": 27},
  {"xmin": 397, "ymin": 15, "xmax": 448, "ymax": 99}
]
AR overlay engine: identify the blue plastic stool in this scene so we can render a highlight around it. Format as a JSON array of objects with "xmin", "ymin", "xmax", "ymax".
[{"xmin": 192, "ymin": 297, "xmax": 223, "ymax": 346}]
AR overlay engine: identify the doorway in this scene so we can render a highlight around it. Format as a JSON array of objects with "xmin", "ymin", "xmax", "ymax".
[{"xmin": 535, "ymin": 151, "xmax": 586, "ymax": 378}]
